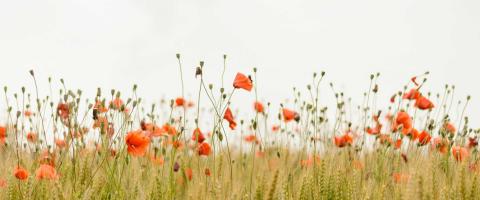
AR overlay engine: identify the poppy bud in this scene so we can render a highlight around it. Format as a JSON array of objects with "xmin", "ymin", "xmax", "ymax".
[
  {"xmin": 29, "ymin": 70, "xmax": 34, "ymax": 76},
  {"xmin": 176, "ymin": 53, "xmax": 180, "ymax": 59},
  {"xmin": 195, "ymin": 67, "xmax": 202, "ymax": 77},
  {"xmin": 173, "ymin": 162, "xmax": 180, "ymax": 172},
  {"xmin": 199, "ymin": 61, "xmax": 204, "ymax": 67}
]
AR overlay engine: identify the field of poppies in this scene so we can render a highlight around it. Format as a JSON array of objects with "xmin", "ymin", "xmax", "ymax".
[{"xmin": 0, "ymin": 55, "xmax": 479, "ymax": 200}]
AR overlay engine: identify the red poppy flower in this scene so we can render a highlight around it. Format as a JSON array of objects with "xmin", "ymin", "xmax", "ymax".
[
  {"xmin": 57, "ymin": 103, "xmax": 70, "ymax": 120},
  {"xmin": 141, "ymin": 122, "xmax": 163, "ymax": 137},
  {"xmin": 378, "ymin": 134, "xmax": 393, "ymax": 145},
  {"xmin": 110, "ymin": 97, "xmax": 124, "ymax": 110},
  {"xmin": 443, "ymin": 122, "xmax": 456, "ymax": 135},
  {"xmin": 417, "ymin": 130, "xmax": 431, "ymax": 145},
  {"xmin": 254, "ymin": 101, "xmax": 264, "ymax": 113},
  {"xmin": 0, "ymin": 178, "xmax": 6, "ymax": 188},
  {"xmin": 452, "ymin": 146, "xmax": 469, "ymax": 162},
  {"xmin": 403, "ymin": 89, "xmax": 421, "ymax": 100},
  {"xmin": 233, "ymin": 73, "xmax": 253, "ymax": 91},
  {"xmin": 271, "ymin": 125, "xmax": 280, "ymax": 132},
  {"xmin": 282, "ymin": 108, "xmax": 299, "ymax": 122},
  {"xmin": 185, "ymin": 168, "xmax": 193, "ymax": 181},
  {"xmin": 175, "ymin": 97, "xmax": 185, "ymax": 107},
  {"xmin": 125, "ymin": 130, "xmax": 150, "ymax": 157},
  {"xmin": 414, "ymin": 95, "xmax": 434, "ymax": 110},
  {"xmin": 223, "ymin": 107, "xmax": 237, "ymax": 130},
  {"xmin": 161, "ymin": 124, "xmax": 177, "ymax": 136},
  {"xmin": 24, "ymin": 110, "xmax": 33, "ymax": 117},
  {"xmin": 395, "ymin": 111, "xmax": 412, "ymax": 135},
  {"xmin": 14, "ymin": 166, "xmax": 29, "ymax": 181},
  {"xmin": 150, "ymin": 154, "xmax": 164, "ymax": 166},
  {"xmin": 35, "ymin": 164, "xmax": 58, "ymax": 180},
  {"xmin": 394, "ymin": 139, "xmax": 402, "ymax": 149},
  {"xmin": 192, "ymin": 128, "xmax": 205, "ymax": 143},
  {"xmin": 55, "ymin": 139, "xmax": 66, "ymax": 149},
  {"xmin": 197, "ymin": 142, "xmax": 212, "ymax": 156},
  {"xmin": 244, "ymin": 134, "xmax": 258, "ymax": 144},
  {"xmin": 334, "ymin": 134, "xmax": 353, "ymax": 148},
  {"xmin": 366, "ymin": 115, "xmax": 382, "ymax": 135},
  {"xmin": 0, "ymin": 126, "xmax": 6, "ymax": 144},
  {"xmin": 393, "ymin": 172, "xmax": 410, "ymax": 184},
  {"xmin": 27, "ymin": 132, "xmax": 37, "ymax": 143},
  {"xmin": 94, "ymin": 101, "xmax": 108, "ymax": 113},
  {"xmin": 431, "ymin": 137, "xmax": 449, "ymax": 154}
]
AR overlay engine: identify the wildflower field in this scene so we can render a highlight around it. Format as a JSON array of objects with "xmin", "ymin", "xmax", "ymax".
[{"xmin": 0, "ymin": 55, "xmax": 479, "ymax": 200}]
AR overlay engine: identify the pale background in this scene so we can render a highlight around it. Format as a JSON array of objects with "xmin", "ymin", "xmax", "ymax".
[{"xmin": 1, "ymin": 0, "xmax": 479, "ymax": 127}]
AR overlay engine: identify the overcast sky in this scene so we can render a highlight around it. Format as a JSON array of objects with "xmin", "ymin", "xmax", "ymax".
[{"xmin": 1, "ymin": 0, "xmax": 479, "ymax": 126}]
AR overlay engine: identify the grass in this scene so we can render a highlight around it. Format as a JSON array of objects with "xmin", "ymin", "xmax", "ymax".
[{"xmin": 0, "ymin": 55, "xmax": 479, "ymax": 199}]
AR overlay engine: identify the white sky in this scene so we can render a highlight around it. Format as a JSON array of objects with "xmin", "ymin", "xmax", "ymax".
[{"xmin": 1, "ymin": 0, "xmax": 479, "ymax": 127}]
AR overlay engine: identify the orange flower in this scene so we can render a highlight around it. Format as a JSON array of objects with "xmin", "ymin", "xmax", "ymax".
[
  {"xmin": 244, "ymin": 134, "xmax": 258, "ymax": 143},
  {"xmin": 172, "ymin": 140, "xmax": 184, "ymax": 149},
  {"xmin": 185, "ymin": 168, "xmax": 193, "ymax": 181},
  {"xmin": 175, "ymin": 97, "xmax": 185, "ymax": 107},
  {"xmin": 393, "ymin": 172, "xmax": 410, "ymax": 184},
  {"xmin": 125, "ymin": 130, "xmax": 150, "ymax": 157},
  {"xmin": 150, "ymin": 155, "xmax": 164, "ymax": 166},
  {"xmin": 271, "ymin": 125, "xmax": 280, "ymax": 132},
  {"xmin": 443, "ymin": 122, "xmax": 456, "ymax": 135},
  {"xmin": 300, "ymin": 155, "xmax": 321, "ymax": 168},
  {"xmin": 0, "ymin": 126, "xmax": 6, "ymax": 144},
  {"xmin": 334, "ymin": 133, "xmax": 353, "ymax": 148},
  {"xmin": 197, "ymin": 142, "xmax": 212, "ymax": 156},
  {"xmin": 431, "ymin": 137, "xmax": 449, "ymax": 154},
  {"xmin": 0, "ymin": 178, "xmax": 6, "ymax": 188},
  {"xmin": 394, "ymin": 139, "xmax": 402, "ymax": 149},
  {"xmin": 24, "ymin": 110, "xmax": 33, "ymax": 117},
  {"xmin": 395, "ymin": 111, "xmax": 412, "ymax": 135},
  {"xmin": 233, "ymin": 73, "xmax": 253, "ymax": 91},
  {"xmin": 282, "ymin": 108, "xmax": 299, "ymax": 122},
  {"xmin": 35, "ymin": 164, "xmax": 58, "ymax": 180},
  {"xmin": 110, "ymin": 97, "xmax": 124, "ymax": 110},
  {"xmin": 417, "ymin": 130, "xmax": 431, "ymax": 146},
  {"xmin": 254, "ymin": 101, "xmax": 264, "ymax": 113},
  {"xmin": 55, "ymin": 139, "xmax": 66, "ymax": 149},
  {"xmin": 452, "ymin": 146, "xmax": 469, "ymax": 162},
  {"xmin": 409, "ymin": 128, "xmax": 420, "ymax": 141},
  {"xmin": 142, "ymin": 122, "xmax": 163, "ymax": 137},
  {"xmin": 366, "ymin": 115, "xmax": 382, "ymax": 135},
  {"xmin": 378, "ymin": 134, "xmax": 393, "ymax": 145},
  {"xmin": 352, "ymin": 160, "xmax": 364, "ymax": 170},
  {"xmin": 93, "ymin": 116, "xmax": 108, "ymax": 130},
  {"xmin": 414, "ymin": 95, "xmax": 434, "ymax": 110},
  {"xmin": 27, "ymin": 132, "xmax": 37, "ymax": 143},
  {"xmin": 255, "ymin": 151, "xmax": 265, "ymax": 158},
  {"xmin": 94, "ymin": 100, "xmax": 108, "ymax": 113},
  {"xmin": 57, "ymin": 103, "xmax": 70, "ymax": 120},
  {"xmin": 223, "ymin": 107, "xmax": 237, "ymax": 130},
  {"xmin": 403, "ymin": 89, "xmax": 421, "ymax": 100},
  {"xmin": 192, "ymin": 128, "xmax": 205, "ymax": 143},
  {"xmin": 14, "ymin": 166, "xmax": 29, "ymax": 181},
  {"xmin": 162, "ymin": 124, "xmax": 177, "ymax": 136}
]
